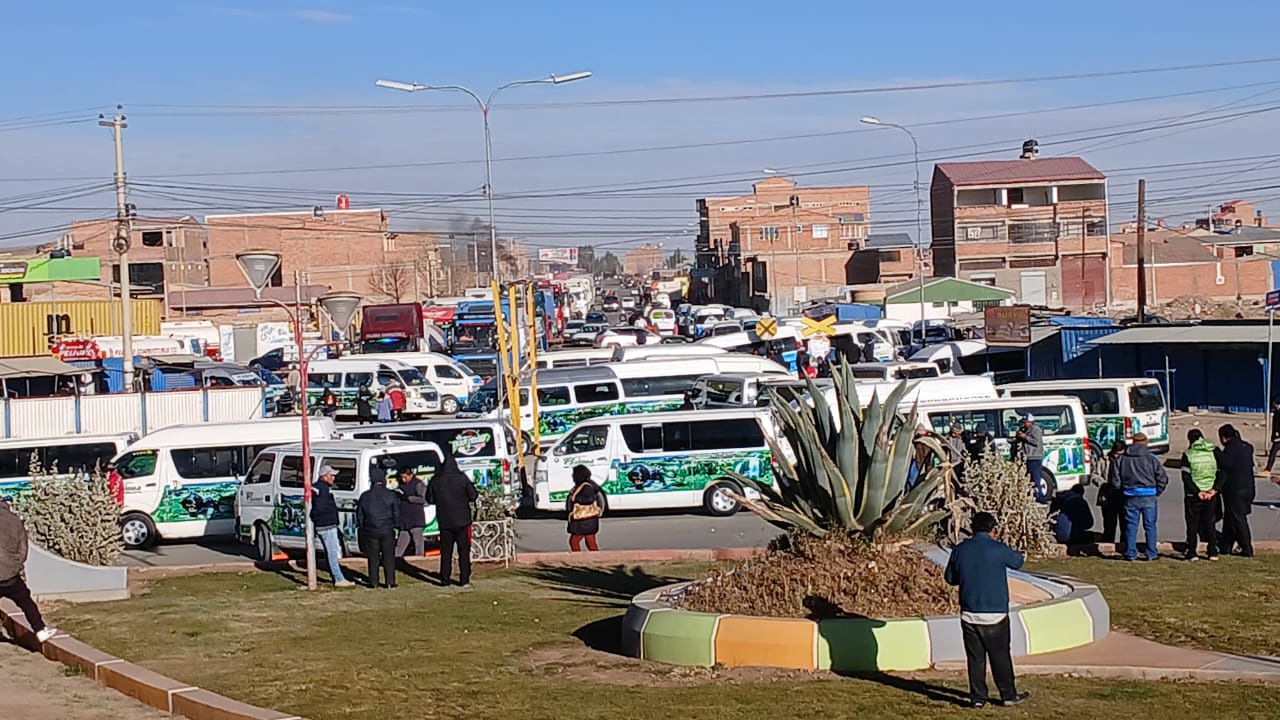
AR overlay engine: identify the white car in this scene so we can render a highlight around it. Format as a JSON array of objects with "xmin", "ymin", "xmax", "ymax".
[
  {"xmin": 620, "ymin": 296, "xmax": 637, "ymax": 310},
  {"xmin": 595, "ymin": 327, "xmax": 659, "ymax": 348},
  {"xmin": 570, "ymin": 323, "xmax": 607, "ymax": 346}
]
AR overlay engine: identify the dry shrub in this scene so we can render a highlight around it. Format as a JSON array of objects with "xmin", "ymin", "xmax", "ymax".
[
  {"xmin": 676, "ymin": 532, "xmax": 958, "ymax": 619},
  {"xmin": 959, "ymin": 451, "xmax": 1055, "ymax": 558},
  {"xmin": 15, "ymin": 470, "xmax": 122, "ymax": 566}
]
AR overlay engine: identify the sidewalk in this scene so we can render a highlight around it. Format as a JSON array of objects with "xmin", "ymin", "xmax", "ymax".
[
  {"xmin": 935, "ymin": 632, "xmax": 1280, "ymax": 683},
  {"xmin": 0, "ymin": 641, "xmax": 165, "ymax": 720}
]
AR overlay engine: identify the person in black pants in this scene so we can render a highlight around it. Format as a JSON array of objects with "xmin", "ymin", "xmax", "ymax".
[
  {"xmin": 427, "ymin": 455, "xmax": 478, "ymax": 586},
  {"xmin": 1215, "ymin": 424, "xmax": 1256, "ymax": 557},
  {"xmin": 0, "ymin": 500, "xmax": 56, "ymax": 643},
  {"xmin": 356, "ymin": 466, "xmax": 400, "ymax": 588},
  {"xmin": 944, "ymin": 512, "xmax": 1029, "ymax": 709},
  {"xmin": 1265, "ymin": 398, "xmax": 1280, "ymax": 472}
]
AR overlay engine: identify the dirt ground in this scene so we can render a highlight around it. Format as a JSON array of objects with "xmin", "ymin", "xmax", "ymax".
[{"xmin": 0, "ymin": 640, "xmax": 165, "ymax": 720}]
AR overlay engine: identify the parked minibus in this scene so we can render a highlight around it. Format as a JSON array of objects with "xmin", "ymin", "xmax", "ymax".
[
  {"xmin": 919, "ymin": 395, "xmax": 1092, "ymax": 494},
  {"xmin": 355, "ymin": 351, "xmax": 482, "ymax": 414},
  {"xmin": 610, "ymin": 344, "xmax": 726, "ymax": 362},
  {"xmin": 848, "ymin": 361, "xmax": 942, "ymax": 382},
  {"xmin": 236, "ymin": 440, "xmax": 444, "ymax": 560},
  {"xmin": 999, "ymin": 378, "xmax": 1169, "ymax": 454},
  {"xmin": 111, "ymin": 417, "xmax": 337, "ymax": 549},
  {"xmin": 698, "ymin": 327, "xmax": 800, "ymax": 372},
  {"xmin": 0, "ymin": 433, "xmax": 137, "ymax": 502},
  {"xmin": 534, "ymin": 408, "xmax": 778, "ymax": 516},
  {"xmin": 338, "ymin": 418, "xmax": 521, "ymax": 494},
  {"xmin": 306, "ymin": 358, "xmax": 441, "ymax": 417},
  {"xmin": 690, "ymin": 373, "xmax": 811, "ymax": 408},
  {"xmin": 537, "ymin": 347, "xmax": 616, "ymax": 369}
]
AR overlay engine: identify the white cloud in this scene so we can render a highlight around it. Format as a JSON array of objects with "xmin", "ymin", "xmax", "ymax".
[{"xmin": 295, "ymin": 9, "xmax": 353, "ymax": 24}]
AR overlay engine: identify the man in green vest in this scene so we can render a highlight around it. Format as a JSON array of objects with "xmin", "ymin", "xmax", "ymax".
[{"xmin": 1180, "ymin": 429, "xmax": 1219, "ymax": 561}]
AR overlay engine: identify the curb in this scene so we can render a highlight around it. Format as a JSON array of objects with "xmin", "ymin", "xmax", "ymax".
[
  {"xmin": 514, "ymin": 547, "xmax": 760, "ymax": 566},
  {"xmin": 1, "ymin": 605, "xmax": 306, "ymax": 720},
  {"xmin": 933, "ymin": 661, "xmax": 1280, "ymax": 684}
]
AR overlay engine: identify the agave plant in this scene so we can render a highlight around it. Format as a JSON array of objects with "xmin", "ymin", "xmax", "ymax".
[{"xmin": 735, "ymin": 361, "xmax": 953, "ymax": 542}]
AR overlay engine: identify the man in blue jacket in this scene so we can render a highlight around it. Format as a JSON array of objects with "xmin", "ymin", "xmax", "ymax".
[
  {"xmin": 945, "ymin": 512, "xmax": 1029, "ymax": 709},
  {"xmin": 1108, "ymin": 432, "xmax": 1169, "ymax": 561}
]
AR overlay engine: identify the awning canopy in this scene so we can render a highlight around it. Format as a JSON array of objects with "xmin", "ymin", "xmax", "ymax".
[
  {"xmin": 1090, "ymin": 324, "xmax": 1271, "ymax": 345},
  {"xmin": 884, "ymin": 277, "xmax": 1017, "ymax": 304},
  {"xmin": 0, "ymin": 356, "xmax": 86, "ymax": 379}
]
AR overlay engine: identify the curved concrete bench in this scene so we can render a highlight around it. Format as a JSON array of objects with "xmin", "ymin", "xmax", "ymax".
[
  {"xmin": 621, "ymin": 567, "xmax": 1109, "ymax": 672},
  {"xmin": 25, "ymin": 543, "xmax": 128, "ymax": 602}
]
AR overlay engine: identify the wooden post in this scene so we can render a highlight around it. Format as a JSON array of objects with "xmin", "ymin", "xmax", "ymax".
[{"xmin": 1136, "ymin": 179, "xmax": 1147, "ymax": 324}]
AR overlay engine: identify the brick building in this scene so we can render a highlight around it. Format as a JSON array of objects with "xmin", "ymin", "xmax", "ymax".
[
  {"xmin": 695, "ymin": 177, "xmax": 871, "ymax": 312},
  {"xmin": 622, "ymin": 243, "xmax": 664, "ymax": 276},
  {"xmin": 1198, "ymin": 199, "xmax": 1271, "ymax": 232},
  {"xmin": 846, "ymin": 232, "xmax": 931, "ymax": 286},
  {"xmin": 930, "ymin": 145, "xmax": 1108, "ymax": 308},
  {"xmin": 1108, "ymin": 228, "xmax": 1275, "ymax": 306}
]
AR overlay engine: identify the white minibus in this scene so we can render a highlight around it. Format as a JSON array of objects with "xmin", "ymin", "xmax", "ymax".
[
  {"xmin": 538, "ymin": 348, "xmax": 616, "ymax": 369},
  {"xmin": 338, "ymin": 418, "xmax": 521, "ymax": 495},
  {"xmin": 1000, "ymin": 377, "xmax": 1169, "ymax": 455},
  {"xmin": 534, "ymin": 408, "xmax": 777, "ymax": 516},
  {"xmin": 691, "ymin": 373, "xmax": 811, "ymax": 408},
  {"xmin": 355, "ymin": 351, "xmax": 482, "ymax": 414},
  {"xmin": 111, "ymin": 417, "xmax": 336, "ymax": 549},
  {"xmin": 848, "ymin": 361, "xmax": 942, "ymax": 382},
  {"xmin": 0, "ymin": 433, "xmax": 137, "ymax": 502},
  {"xmin": 307, "ymin": 358, "xmax": 441, "ymax": 417},
  {"xmin": 237, "ymin": 440, "xmax": 444, "ymax": 560},
  {"xmin": 611, "ymin": 344, "xmax": 726, "ymax": 362}
]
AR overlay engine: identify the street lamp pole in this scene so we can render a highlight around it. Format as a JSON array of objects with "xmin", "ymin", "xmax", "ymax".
[
  {"xmin": 236, "ymin": 251, "xmax": 360, "ymax": 592},
  {"xmin": 861, "ymin": 116, "xmax": 925, "ymax": 350},
  {"xmin": 375, "ymin": 70, "xmax": 591, "ymax": 411}
]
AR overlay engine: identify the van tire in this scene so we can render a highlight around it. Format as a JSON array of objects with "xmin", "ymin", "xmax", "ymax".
[
  {"xmin": 1038, "ymin": 469, "xmax": 1058, "ymax": 502},
  {"xmin": 440, "ymin": 396, "xmax": 460, "ymax": 414},
  {"xmin": 120, "ymin": 512, "xmax": 157, "ymax": 550},
  {"xmin": 704, "ymin": 480, "xmax": 742, "ymax": 517},
  {"xmin": 253, "ymin": 523, "xmax": 276, "ymax": 563}
]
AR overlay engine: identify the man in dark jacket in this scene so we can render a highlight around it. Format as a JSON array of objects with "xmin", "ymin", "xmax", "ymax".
[
  {"xmin": 311, "ymin": 466, "xmax": 354, "ymax": 587},
  {"xmin": 394, "ymin": 467, "xmax": 428, "ymax": 561},
  {"xmin": 1265, "ymin": 398, "xmax": 1280, "ymax": 472},
  {"xmin": 944, "ymin": 512, "xmax": 1028, "ymax": 709},
  {"xmin": 1216, "ymin": 424, "xmax": 1256, "ymax": 557},
  {"xmin": 1108, "ymin": 432, "xmax": 1168, "ymax": 561},
  {"xmin": 356, "ymin": 464, "xmax": 400, "ymax": 588},
  {"xmin": 427, "ymin": 455, "xmax": 479, "ymax": 586},
  {"xmin": 0, "ymin": 500, "xmax": 56, "ymax": 643}
]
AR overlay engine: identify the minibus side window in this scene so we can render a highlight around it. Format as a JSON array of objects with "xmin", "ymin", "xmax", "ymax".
[
  {"xmin": 436, "ymin": 365, "xmax": 463, "ymax": 380},
  {"xmin": 1129, "ymin": 384, "xmax": 1165, "ymax": 412},
  {"xmin": 557, "ymin": 426, "xmax": 610, "ymax": 455},
  {"xmin": 279, "ymin": 456, "xmax": 305, "ymax": 488},
  {"xmin": 115, "ymin": 450, "xmax": 158, "ymax": 479},
  {"xmin": 344, "ymin": 372, "xmax": 374, "ymax": 389},
  {"xmin": 308, "ymin": 372, "xmax": 342, "ymax": 388},
  {"xmin": 45, "ymin": 443, "xmax": 118, "ymax": 475},
  {"xmin": 0, "ymin": 448, "xmax": 37, "ymax": 479},
  {"xmin": 318, "ymin": 457, "xmax": 358, "ymax": 491},
  {"xmin": 172, "ymin": 446, "xmax": 244, "ymax": 479},
  {"xmin": 574, "ymin": 382, "xmax": 619, "ymax": 403},
  {"xmin": 377, "ymin": 370, "xmax": 399, "ymax": 387},
  {"xmin": 244, "ymin": 454, "xmax": 275, "ymax": 485},
  {"xmin": 690, "ymin": 418, "xmax": 765, "ymax": 450},
  {"xmin": 927, "ymin": 410, "xmax": 998, "ymax": 437},
  {"xmin": 1001, "ymin": 406, "xmax": 1075, "ymax": 435},
  {"xmin": 538, "ymin": 386, "xmax": 571, "ymax": 406},
  {"xmin": 1068, "ymin": 388, "xmax": 1119, "ymax": 415}
]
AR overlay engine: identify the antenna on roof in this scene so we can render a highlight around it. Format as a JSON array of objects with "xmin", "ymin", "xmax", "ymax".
[{"xmin": 1020, "ymin": 139, "xmax": 1039, "ymax": 160}]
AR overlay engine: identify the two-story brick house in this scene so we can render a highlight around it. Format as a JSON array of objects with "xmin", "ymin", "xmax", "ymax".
[{"xmin": 930, "ymin": 145, "xmax": 1109, "ymax": 308}]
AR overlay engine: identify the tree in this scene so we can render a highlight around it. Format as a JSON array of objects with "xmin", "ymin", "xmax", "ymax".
[
  {"xmin": 368, "ymin": 262, "xmax": 414, "ymax": 303},
  {"xmin": 577, "ymin": 245, "xmax": 596, "ymax": 272}
]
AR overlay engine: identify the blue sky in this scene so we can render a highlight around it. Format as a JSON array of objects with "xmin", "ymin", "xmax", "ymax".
[{"xmin": 5, "ymin": 1, "xmax": 1280, "ymax": 250}]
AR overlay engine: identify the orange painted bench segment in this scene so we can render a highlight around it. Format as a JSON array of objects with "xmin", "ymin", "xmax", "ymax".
[{"xmin": 714, "ymin": 615, "xmax": 817, "ymax": 670}]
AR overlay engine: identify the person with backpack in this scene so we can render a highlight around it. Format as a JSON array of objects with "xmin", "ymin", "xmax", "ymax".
[{"xmin": 1180, "ymin": 429, "xmax": 1220, "ymax": 561}]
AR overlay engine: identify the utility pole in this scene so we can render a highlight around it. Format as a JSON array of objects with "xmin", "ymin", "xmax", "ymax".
[
  {"xmin": 1136, "ymin": 178, "xmax": 1147, "ymax": 324},
  {"xmin": 98, "ymin": 108, "xmax": 134, "ymax": 390},
  {"xmin": 1080, "ymin": 208, "xmax": 1089, "ymax": 312}
]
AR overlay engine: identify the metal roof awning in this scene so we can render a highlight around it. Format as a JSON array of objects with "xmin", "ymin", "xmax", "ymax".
[
  {"xmin": 0, "ymin": 356, "xmax": 86, "ymax": 379},
  {"xmin": 884, "ymin": 277, "xmax": 1017, "ymax": 304},
  {"xmin": 1090, "ymin": 325, "xmax": 1272, "ymax": 345}
]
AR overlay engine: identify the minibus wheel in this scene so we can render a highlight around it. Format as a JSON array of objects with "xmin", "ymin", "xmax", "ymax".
[
  {"xmin": 440, "ymin": 396, "xmax": 460, "ymax": 414},
  {"xmin": 704, "ymin": 480, "xmax": 742, "ymax": 517},
  {"xmin": 120, "ymin": 512, "xmax": 157, "ymax": 550},
  {"xmin": 254, "ymin": 523, "xmax": 276, "ymax": 562}
]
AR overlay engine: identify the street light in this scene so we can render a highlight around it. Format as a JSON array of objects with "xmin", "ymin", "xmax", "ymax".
[
  {"xmin": 235, "ymin": 250, "xmax": 362, "ymax": 591},
  {"xmin": 375, "ymin": 69, "xmax": 591, "ymax": 411},
  {"xmin": 861, "ymin": 115, "xmax": 926, "ymax": 351}
]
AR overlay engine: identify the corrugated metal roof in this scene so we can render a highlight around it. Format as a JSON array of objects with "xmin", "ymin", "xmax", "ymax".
[
  {"xmin": 884, "ymin": 277, "xmax": 1017, "ymax": 303},
  {"xmin": 864, "ymin": 233, "xmax": 915, "ymax": 249},
  {"xmin": 1091, "ymin": 324, "xmax": 1271, "ymax": 345},
  {"xmin": 935, "ymin": 157, "xmax": 1104, "ymax": 186},
  {"xmin": 0, "ymin": 356, "xmax": 84, "ymax": 378}
]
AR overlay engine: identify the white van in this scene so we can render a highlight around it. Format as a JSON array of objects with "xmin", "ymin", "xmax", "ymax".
[
  {"xmin": 1000, "ymin": 378, "xmax": 1169, "ymax": 454},
  {"xmin": 355, "ymin": 352, "xmax": 481, "ymax": 414},
  {"xmin": 236, "ymin": 440, "xmax": 444, "ymax": 560},
  {"xmin": 848, "ymin": 361, "xmax": 942, "ymax": 382},
  {"xmin": 849, "ymin": 376, "xmax": 997, "ymax": 409},
  {"xmin": 691, "ymin": 373, "xmax": 812, "ymax": 409},
  {"xmin": 0, "ymin": 433, "xmax": 137, "ymax": 502},
  {"xmin": 921, "ymin": 395, "xmax": 1092, "ymax": 493},
  {"xmin": 338, "ymin": 419, "xmax": 521, "ymax": 495},
  {"xmin": 307, "ymin": 358, "xmax": 441, "ymax": 417},
  {"xmin": 534, "ymin": 408, "xmax": 777, "ymax": 516},
  {"xmin": 538, "ymin": 347, "xmax": 616, "ymax": 369},
  {"xmin": 110, "ymin": 417, "xmax": 336, "ymax": 549},
  {"xmin": 648, "ymin": 308, "xmax": 677, "ymax": 336},
  {"xmin": 611, "ymin": 344, "xmax": 726, "ymax": 362}
]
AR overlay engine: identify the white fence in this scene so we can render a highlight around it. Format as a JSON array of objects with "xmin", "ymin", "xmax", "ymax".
[{"xmin": 2, "ymin": 387, "xmax": 266, "ymax": 439}]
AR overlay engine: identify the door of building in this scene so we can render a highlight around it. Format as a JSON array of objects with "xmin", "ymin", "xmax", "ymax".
[{"xmin": 1019, "ymin": 271, "xmax": 1047, "ymax": 305}]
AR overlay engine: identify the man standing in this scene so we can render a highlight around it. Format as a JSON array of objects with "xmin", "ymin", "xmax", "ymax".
[
  {"xmin": 1179, "ymin": 429, "xmax": 1219, "ymax": 561},
  {"xmin": 1109, "ymin": 432, "xmax": 1168, "ymax": 561},
  {"xmin": 945, "ymin": 423, "xmax": 968, "ymax": 481},
  {"xmin": 1216, "ymin": 424, "xmax": 1256, "ymax": 557},
  {"xmin": 427, "ymin": 455, "xmax": 479, "ymax": 587},
  {"xmin": 394, "ymin": 467, "xmax": 428, "ymax": 561},
  {"xmin": 1265, "ymin": 398, "xmax": 1280, "ymax": 473},
  {"xmin": 0, "ymin": 500, "xmax": 56, "ymax": 643},
  {"xmin": 311, "ymin": 466, "xmax": 355, "ymax": 588},
  {"xmin": 1015, "ymin": 415, "xmax": 1047, "ymax": 502},
  {"xmin": 944, "ymin": 512, "xmax": 1028, "ymax": 709},
  {"xmin": 356, "ymin": 465, "xmax": 400, "ymax": 588}
]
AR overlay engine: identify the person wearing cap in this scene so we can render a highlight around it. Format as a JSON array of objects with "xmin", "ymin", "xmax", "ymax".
[
  {"xmin": 1014, "ymin": 414, "xmax": 1047, "ymax": 502},
  {"xmin": 394, "ymin": 466, "xmax": 428, "ymax": 562},
  {"xmin": 356, "ymin": 464, "xmax": 401, "ymax": 588},
  {"xmin": 1109, "ymin": 431, "xmax": 1168, "ymax": 561},
  {"xmin": 945, "ymin": 511, "xmax": 1029, "ymax": 709},
  {"xmin": 311, "ymin": 466, "xmax": 354, "ymax": 588}
]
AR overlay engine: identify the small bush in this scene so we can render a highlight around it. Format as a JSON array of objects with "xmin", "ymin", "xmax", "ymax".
[
  {"xmin": 958, "ymin": 451, "xmax": 1055, "ymax": 558},
  {"xmin": 16, "ymin": 469, "xmax": 122, "ymax": 566}
]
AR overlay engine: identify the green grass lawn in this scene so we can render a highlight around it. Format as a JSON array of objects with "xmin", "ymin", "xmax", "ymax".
[
  {"xmin": 1033, "ymin": 553, "xmax": 1280, "ymax": 657},
  {"xmin": 51, "ymin": 560, "xmax": 1280, "ymax": 720}
]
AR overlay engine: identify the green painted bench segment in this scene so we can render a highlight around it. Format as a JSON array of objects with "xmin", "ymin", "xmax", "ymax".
[
  {"xmin": 641, "ymin": 609, "xmax": 720, "ymax": 667},
  {"xmin": 816, "ymin": 618, "xmax": 931, "ymax": 672},
  {"xmin": 1018, "ymin": 598, "xmax": 1094, "ymax": 655}
]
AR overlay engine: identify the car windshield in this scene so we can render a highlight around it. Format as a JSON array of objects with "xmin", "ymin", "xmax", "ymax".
[
  {"xmin": 115, "ymin": 450, "xmax": 157, "ymax": 478},
  {"xmin": 396, "ymin": 367, "xmax": 428, "ymax": 387}
]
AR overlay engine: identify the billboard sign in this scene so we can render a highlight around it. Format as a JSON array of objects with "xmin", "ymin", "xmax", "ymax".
[
  {"xmin": 1267, "ymin": 289, "xmax": 1280, "ymax": 310},
  {"xmin": 984, "ymin": 306, "xmax": 1032, "ymax": 346},
  {"xmin": 537, "ymin": 248, "xmax": 578, "ymax": 264},
  {"xmin": 0, "ymin": 262, "xmax": 27, "ymax": 281},
  {"xmin": 51, "ymin": 338, "xmax": 103, "ymax": 362}
]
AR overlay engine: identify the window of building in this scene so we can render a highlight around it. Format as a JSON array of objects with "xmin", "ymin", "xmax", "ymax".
[
  {"xmin": 1235, "ymin": 246, "xmax": 1254, "ymax": 258},
  {"xmin": 879, "ymin": 249, "xmax": 902, "ymax": 262},
  {"xmin": 960, "ymin": 225, "xmax": 1002, "ymax": 242},
  {"xmin": 956, "ymin": 189, "xmax": 999, "ymax": 207},
  {"xmin": 839, "ymin": 225, "xmax": 856, "ymax": 240},
  {"xmin": 759, "ymin": 226, "xmax": 779, "ymax": 241},
  {"xmin": 1009, "ymin": 257, "xmax": 1056, "ymax": 268},
  {"xmin": 141, "ymin": 230, "xmax": 164, "ymax": 247},
  {"xmin": 1007, "ymin": 188, "xmax": 1024, "ymax": 205},
  {"xmin": 959, "ymin": 259, "xmax": 1005, "ymax": 272},
  {"xmin": 1008, "ymin": 221, "xmax": 1056, "ymax": 244},
  {"xmin": 1057, "ymin": 183, "xmax": 1105, "ymax": 202},
  {"xmin": 812, "ymin": 224, "xmax": 830, "ymax": 239},
  {"xmin": 969, "ymin": 274, "xmax": 997, "ymax": 287}
]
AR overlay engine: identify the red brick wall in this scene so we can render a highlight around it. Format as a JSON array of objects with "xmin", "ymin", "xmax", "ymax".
[{"xmin": 1108, "ymin": 256, "xmax": 1271, "ymax": 302}]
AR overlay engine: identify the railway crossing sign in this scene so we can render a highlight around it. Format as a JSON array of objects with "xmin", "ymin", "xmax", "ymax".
[
  {"xmin": 800, "ymin": 314, "xmax": 836, "ymax": 337},
  {"xmin": 755, "ymin": 316, "xmax": 778, "ymax": 339}
]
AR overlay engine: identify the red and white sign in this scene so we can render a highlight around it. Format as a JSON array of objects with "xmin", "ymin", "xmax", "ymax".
[
  {"xmin": 336, "ymin": 194, "xmax": 351, "ymax": 210},
  {"xmin": 537, "ymin": 247, "xmax": 578, "ymax": 264},
  {"xmin": 51, "ymin": 338, "xmax": 103, "ymax": 362},
  {"xmin": 422, "ymin": 305, "xmax": 456, "ymax": 324}
]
